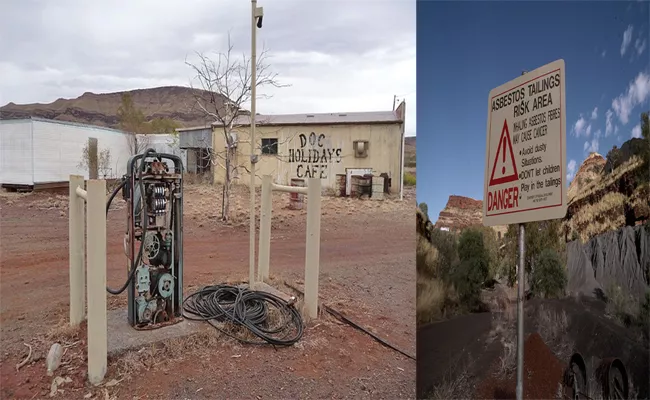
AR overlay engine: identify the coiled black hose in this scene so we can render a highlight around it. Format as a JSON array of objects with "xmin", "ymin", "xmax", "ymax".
[
  {"xmin": 182, "ymin": 284, "xmax": 304, "ymax": 346},
  {"xmin": 105, "ymin": 148, "xmax": 156, "ymax": 295}
]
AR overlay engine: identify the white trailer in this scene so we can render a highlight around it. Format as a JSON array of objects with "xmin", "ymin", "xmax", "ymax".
[{"xmin": 0, "ymin": 118, "xmax": 185, "ymax": 190}]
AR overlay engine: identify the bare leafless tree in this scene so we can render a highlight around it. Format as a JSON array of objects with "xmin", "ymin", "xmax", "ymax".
[{"xmin": 185, "ymin": 34, "xmax": 287, "ymax": 222}]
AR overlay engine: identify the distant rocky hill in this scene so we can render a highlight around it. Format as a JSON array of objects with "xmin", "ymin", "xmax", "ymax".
[
  {"xmin": 567, "ymin": 152, "xmax": 606, "ymax": 201},
  {"xmin": 433, "ymin": 195, "xmax": 507, "ymax": 237},
  {"xmin": 0, "ymin": 86, "xmax": 227, "ymax": 128},
  {"xmin": 404, "ymin": 136, "xmax": 416, "ymax": 168}
]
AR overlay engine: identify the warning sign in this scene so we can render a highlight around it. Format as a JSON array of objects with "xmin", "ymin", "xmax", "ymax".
[
  {"xmin": 489, "ymin": 120, "xmax": 519, "ymax": 186},
  {"xmin": 483, "ymin": 59, "xmax": 567, "ymax": 226}
]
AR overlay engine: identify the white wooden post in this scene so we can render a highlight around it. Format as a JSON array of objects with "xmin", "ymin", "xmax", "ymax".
[
  {"xmin": 258, "ymin": 175, "xmax": 272, "ymax": 281},
  {"xmin": 304, "ymin": 178, "xmax": 322, "ymax": 319},
  {"xmin": 86, "ymin": 180, "xmax": 107, "ymax": 385},
  {"xmin": 69, "ymin": 175, "xmax": 85, "ymax": 327}
]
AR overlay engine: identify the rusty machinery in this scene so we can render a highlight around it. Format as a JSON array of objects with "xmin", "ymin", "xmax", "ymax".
[
  {"xmin": 106, "ymin": 148, "xmax": 184, "ymax": 330},
  {"xmin": 563, "ymin": 352, "xmax": 630, "ymax": 400}
]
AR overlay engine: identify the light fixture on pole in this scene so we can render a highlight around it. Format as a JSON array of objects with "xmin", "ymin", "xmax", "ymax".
[{"xmin": 249, "ymin": 0, "xmax": 264, "ymax": 286}]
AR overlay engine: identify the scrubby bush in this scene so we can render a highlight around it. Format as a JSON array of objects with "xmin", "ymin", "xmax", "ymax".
[
  {"xmin": 430, "ymin": 228, "xmax": 459, "ymax": 281},
  {"xmin": 403, "ymin": 172, "xmax": 416, "ymax": 186},
  {"xmin": 452, "ymin": 229, "xmax": 490, "ymax": 310},
  {"xmin": 501, "ymin": 219, "xmax": 566, "ymax": 287},
  {"xmin": 416, "ymin": 274, "xmax": 447, "ymax": 324},
  {"xmin": 530, "ymin": 249, "xmax": 567, "ymax": 298}
]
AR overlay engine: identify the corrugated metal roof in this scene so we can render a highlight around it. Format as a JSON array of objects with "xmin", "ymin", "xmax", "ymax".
[
  {"xmin": 176, "ymin": 110, "xmax": 402, "ymax": 132},
  {"xmin": 231, "ymin": 110, "xmax": 402, "ymax": 126},
  {"xmin": 0, "ymin": 116, "xmax": 127, "ymax": 134}
]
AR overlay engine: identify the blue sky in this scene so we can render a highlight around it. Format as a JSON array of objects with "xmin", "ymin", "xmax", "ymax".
[{"xmin": 416, "ymin": 0, "xmax": 650, "ymax": 219}]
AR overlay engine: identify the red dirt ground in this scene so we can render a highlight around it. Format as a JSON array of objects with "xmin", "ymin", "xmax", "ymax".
[
  {"xmin": 476, "ymin": 332, "xmax": 567, "ymax": 400},
  {"xmin": 0, "ymin": 185, "xmax": 416, "ymax": 399}
]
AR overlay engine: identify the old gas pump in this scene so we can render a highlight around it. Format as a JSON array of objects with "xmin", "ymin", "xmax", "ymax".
[{"xmin": 106, "ymin": 148, "xmax": 184, "ymax": 329}]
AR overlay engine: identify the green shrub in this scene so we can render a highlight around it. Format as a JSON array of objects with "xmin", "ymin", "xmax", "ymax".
[
  {"xmin": 530, "ymin": 249, "xmax": 567, "ymax": 298},
  {"xmin": 452, "ymin": 229, "xmax": 490, "ymax": 310},
  {"xmin": 403, "ymin": 172, "xmax": 416, "ymax": 186},
  {"xmin": 430, "ymin": 229, "xmax": 458, "ymax": 281}
]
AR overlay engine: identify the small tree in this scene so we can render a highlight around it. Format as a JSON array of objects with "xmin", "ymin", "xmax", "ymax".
[
  {"xmin": 117, "ymin": 93, "xmax": 150, "ymax": 155},
  {"xmin": 452, "ymin": 228, "xmax": 490, "ymax": 309},
  {"xmin": 418, "ymin": 202, "xmax": 429, "ymax": 220},
  {"xmin": 501, "ymin": 219, "xmax": 565, "ymax": 287},
  {"xmin": 185, "ymin": 34, "xmax": 286, "ymax": 223},
  {"xmin": 79, "ymin": 140, "xmax": 112, "ymax": 178},
  {"xmin": 530, "ymin": 249, "xmax": 566, "ymax": 298}
]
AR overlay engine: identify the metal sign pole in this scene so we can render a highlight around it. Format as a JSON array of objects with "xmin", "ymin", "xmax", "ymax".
[
  {"xmin": 516, "ymin": 222, "xmax": 525, "ymax": 400},
  {"xmin": 515, "ymin": 70, "xmax": 528, "ymax": 400}
]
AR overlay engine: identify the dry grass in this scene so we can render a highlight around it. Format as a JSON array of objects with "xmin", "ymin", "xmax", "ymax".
[
  {"xmin": 46, "ymin": 319, "xmax": 83, "ymax": 342},
  {"xmin": 572, "ymin": 156, "xmax": 644, "ymax": 203},
  {"xmin": 537, "ymin": 305, "xmax": 573, "ymax": 362},
  {"xmin": 605, "ymin": 284, "xmax": 641, "ymax": 326},
  {"xmin": 629, "ymin": 182, "xmax": 650, "ymax": 216},
  {"xmin": 487, "ymin": 298, "xmax": 517, "ymax": 377},
  {"xmin": 416, "ymin": 274, "xmax": 447, "ymax": 324},
  {"xmin": 426, "ymin": 353, "xmax": 474, "ymax": 400},
  {"xmin": 571, "ymin": 192, "xmax": 627, "ymax": 242},
  {"xmin": 427, "ymin": 369, "xmax": 472, "ymax": 400}
]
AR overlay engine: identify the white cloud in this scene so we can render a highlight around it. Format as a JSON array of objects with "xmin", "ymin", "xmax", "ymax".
[
  {"xmin": 611, "ymin": 71, "xmax": 650, "ymax": 125},
  {"xmin": 591, "ymin": 107, "xmax": 598, "ymax": 120},
  {"xmin": 601, "ymin": 50, "xmax": 607, "ymax": 58},
  {"xmin": 631, "ymin": 123, "xmax": 642, "ymax": 138},
  {"xmin": 594, "ymin": 129, "xmax": 602, "ymax": 139},
  {"xmin": 605, "ymin": 109, "xmax": 614, "ymax": 136},
  {"xmin": 585, "ymin": 124, "xmax": 592, "ymax": 137},
  {"xmin": 635, "ymin": 38, "xmax": 647, "ymax": 55},
  {"xmin": 572, "ymin": 115, "xmax": 587, "ymax": 137},
  {"xmin": 615, "ymin": 125, "xmax": 619, "ymax": 135},
  {"xmin": 584, "ymin": 138, "xmax": 599, "ymax": 154},
  {"xmin": 0, "ymin": 0, "xmax": 417, "ymax": 135},
  {"xmin": 567, "ymin": 159, "xmax": 577, "ymax": 181},
  {"xmin": 621, "ymin": 25, "xmax": 634, "ymax": 56}
]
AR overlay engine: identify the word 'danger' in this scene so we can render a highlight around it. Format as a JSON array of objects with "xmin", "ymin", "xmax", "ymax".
[
  {"xmin": 483, "ymin": 59, "xmax": 567, "ymax": 226},
  {"xmin": 288, "ymin": 132, "xmax": 342, "ymax": 179}
]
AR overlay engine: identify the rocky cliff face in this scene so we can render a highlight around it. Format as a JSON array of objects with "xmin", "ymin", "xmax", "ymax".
[
  {"xmin": 434, "ymin": 195, "xmax": 483, "ymax": 231},
  {"xmin": 567, "ymin": 224, "xmax": 649, "ymax": 298},
  {"xmin": 568, "ymin": 152, "xmax": 606, "ymax": 201},
  {"xmin": 0, "ymin": 86, "xmax": 227, "ymax": 128},
  {"xmin": 433, "ymin": 195, "xmax": 507, "ymax": 237}
]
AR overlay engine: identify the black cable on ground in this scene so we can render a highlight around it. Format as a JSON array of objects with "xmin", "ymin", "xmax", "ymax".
[
  {"xmin": 284, "ymin": 282, "xmax": 416, "ymax": 360},
  {"xmin": 182, "ymin": 284, "xmax": 304, "ymax": 346}
]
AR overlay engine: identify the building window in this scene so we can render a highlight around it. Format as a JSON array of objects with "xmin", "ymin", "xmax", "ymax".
[
  {"xmin": 262, "ymin": 138, "xmax": 278, "ymax": 155},
  {"xmin": 353, "ymin": 140, "xmax": 369, "ymax": 158}
]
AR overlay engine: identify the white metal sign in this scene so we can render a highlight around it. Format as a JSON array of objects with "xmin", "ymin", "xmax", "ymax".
[{"xmin": 483, "ymin": 59, "xmax": 567, "ymax": 226}]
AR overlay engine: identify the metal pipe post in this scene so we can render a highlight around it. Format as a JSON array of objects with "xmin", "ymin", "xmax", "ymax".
[
  {"xmin": 248, "ymin": 0, "xmax": 258, "ymax": 286},
  {"xmin": 304, "ymin": 178, "xmax": 322, "ymax": 319},
  {"xmin": 258, "ymin": 175, "xmax": 272, "ymax": 281},
  {"xmin": 516, "ymin": 222, "xmax": 526, "ymax": 400},
  {"xmin": 69, "ymin": 175, "xmax": 85, "ymax": 326},
  {"xmin": 86, "ymin": 179, "xmax": 107, "ymax": 385},
  {"xmin": 516, "ymin": 69, "xmax": 528, "ymax": 400}
]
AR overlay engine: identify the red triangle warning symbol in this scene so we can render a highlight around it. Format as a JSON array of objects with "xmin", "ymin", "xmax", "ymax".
[{"xmin": 489, "ymin": 120, "xmax": 519, "ymax": 186}]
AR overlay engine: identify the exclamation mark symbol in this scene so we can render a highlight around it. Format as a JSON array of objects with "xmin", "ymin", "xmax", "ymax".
[{"xmin": 501, "ymin": 137, "xmax": 506, "ymax": 175}]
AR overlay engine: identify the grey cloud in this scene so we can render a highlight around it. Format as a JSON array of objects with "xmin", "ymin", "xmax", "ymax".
[{"xmin": 0, "ymin": 0, "xmax": 415, "ymax": 130}]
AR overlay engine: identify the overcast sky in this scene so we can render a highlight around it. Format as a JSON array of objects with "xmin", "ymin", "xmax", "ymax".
[{"xmin": 0, "ymin": 0, "xmax": 416, "ymax": 136}]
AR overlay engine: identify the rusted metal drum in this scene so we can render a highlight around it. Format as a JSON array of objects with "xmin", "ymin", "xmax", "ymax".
[
  {"xmin": 350, "ymin": 176, "xmax": 360, "ymax": 198},
  {"xmin": 336, "ymin": 174, "xmax": 346, "ymax": 197},
  {"xmin": 289, "ymin": 178, "xmax": 305, "ymax": 210}
]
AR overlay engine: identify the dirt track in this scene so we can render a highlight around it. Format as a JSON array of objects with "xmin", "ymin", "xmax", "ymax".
[
  {"xmin": 417, "ymin": 296, "xmax": 650, "ymax": 399},
  {"xmin": 0, "ymin": 185, "xmax": 416, "ymax": 399}
]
